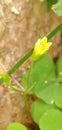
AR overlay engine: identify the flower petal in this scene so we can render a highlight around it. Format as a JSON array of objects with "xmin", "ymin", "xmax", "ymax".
[
  {"xmin": 32, "ymin": 37, "xmax": 52, "ymax": 61},
  {"xmin": 40, "ymin": 37, "xmax": 47, "ymax": 45}
]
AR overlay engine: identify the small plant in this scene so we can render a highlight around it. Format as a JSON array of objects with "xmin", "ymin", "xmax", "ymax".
[
  {"xmin": 0, "ymin": 24, "xmax": 62, "ymax": 130},
  {"xmin": 0, "ymin": 1, "xmax": 62, "ymax": 130}
]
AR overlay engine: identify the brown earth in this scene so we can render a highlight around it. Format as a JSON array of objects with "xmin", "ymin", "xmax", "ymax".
[{"xmin": 0, "ymin": 0, "xmax": 62, "ymax": 130}]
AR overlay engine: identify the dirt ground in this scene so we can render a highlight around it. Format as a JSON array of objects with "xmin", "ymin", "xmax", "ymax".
[{"xmin": 0, "ymin": 0, "xmax": 62, "ymax": 130}]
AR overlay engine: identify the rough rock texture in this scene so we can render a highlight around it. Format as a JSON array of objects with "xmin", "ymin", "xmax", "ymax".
[
  {"xmin": 0, "ymin": 0, "xmax": 62, "ymax": 130},
  {"xmin": 0, "ymin": 86, "xmax": 24, "ymax": 130},
  {"xmin": 0, "ymin": 85, "xmax": 36, "ymax": 130}
]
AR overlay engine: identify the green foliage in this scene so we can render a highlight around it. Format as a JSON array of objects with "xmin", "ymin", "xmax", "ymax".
[
  {"xmin": 54, "ymin": 84, "xmax": 62, "ymax": 108},
  {"xmin": 40, "ymin": 0, "xmax": 62, "ymax": 16},
  {"xmin": 31, "ymin": 100, "xmax": 57, "ymax": 124},
  {"xmin": 1, "ymin": 72, "xmax": 11, "ymax": 86},
  {"xmin": 39, "ymin": 109, "xmax": 62, "ymax": 130},
  {"xmin": 36, "ymin": 81, "xmax": 57, "ymax": 104},
  {"xmin": 0, "ymin": 72, "xmax": 19, "ymax": 91},
  {"xmin": 56, "ymin": 56, "xmax": 62, "ymax": 81},
  {"xmin": 22, "ymin": 55, "xmax": 55, "ymax": 94},
  {"xmin": 22, "ymin": 54, "xmax": 62, "ymax": 130},
  {"xmin": 21, "ymin": 55, "xmax": 62, "ymax": 103},
  {"xmin": 22, "ymin": 54, "xmax": 56, "ymax": 103},
  {"xmin": 46, "ymin": 0, "xmax": 58, "ymax": 11},
  {"xmin": 52, "ymin": 1, "xmax": 62, "ymax": 16},
  {"xmin": 7, "ymin": 123, "xmax": 27, "ymax": 130}
]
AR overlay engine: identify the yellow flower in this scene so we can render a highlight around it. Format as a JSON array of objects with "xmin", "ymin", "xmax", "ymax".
[{"xmin": 32, "ymin": 37, "xmax": 52, "ymax": 61}]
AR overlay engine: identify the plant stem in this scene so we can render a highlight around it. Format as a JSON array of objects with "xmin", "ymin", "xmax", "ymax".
[
  {"xmin": 47, "ymin": 23, "xmax": 62, "ymax": 40},
  {"xmin": 8, "ymin": 49, "xmax": 33, "ymax": 75}
]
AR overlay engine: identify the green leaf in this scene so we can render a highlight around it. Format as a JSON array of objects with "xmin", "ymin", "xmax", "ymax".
[
  {"xmin": 21, "ymin": 54, "xmax": 56, "ymax": 104},
  {"xmin": 46, "ymin": 0, "xmax": 58, "ymax": 11},
  {"xmin": 52, "ymin": 1, "xmax": 62, "ymax": 16},
  {"xmin": 29, "ymin": 54, "xmax": 55, "ymax": 93},
  {"xmin": 56, "ymin": 56, "xmax": 62, "ymax": 81},
  {"xmin": 31, "ymin": 100, "xmax": 57, "ymax": 124},
  {"xmin": 7, "ymin": 123, "xmax": 27, "ymax": 130},
  {"xmin": 1, "ymin": 72, "xmax": 11, "ymax": 86},
  {"xmin": 54, "ymin": 84, "xmax": 62, "ymax": 108},
  {"xmin": 39, "ymin": 109, "xmax": 62, "ymax": 130},
  {"xmin": 36, "ymin": 81, "xmax": 58, "ymax": 104}
]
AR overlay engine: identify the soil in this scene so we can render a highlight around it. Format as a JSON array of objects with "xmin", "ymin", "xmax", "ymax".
[{"xmin": 0, "ymin": 0, "xmax": 62, "ymax": 130}]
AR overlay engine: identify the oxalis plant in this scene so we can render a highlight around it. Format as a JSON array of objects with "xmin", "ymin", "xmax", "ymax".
[
  {"xmin": 0, "ymin": 1, "xmax": 62, "ymax": 130},
  {"xmin": 0, "ymin": 24, "xmax": 62, "ymax": 130}
]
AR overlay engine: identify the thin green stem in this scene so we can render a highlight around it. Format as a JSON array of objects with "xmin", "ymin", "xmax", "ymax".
[
  {"xmin": 8, "ymin": 49, "xmax": 33, "ymax": 75},
  {"xmin": 47, "ymin": 23, "xmax": 62, "ymax": 40},
  {"xmin": 0, "ymin": 23, "xmax": 62, "ymax": 85}
]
